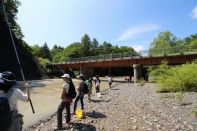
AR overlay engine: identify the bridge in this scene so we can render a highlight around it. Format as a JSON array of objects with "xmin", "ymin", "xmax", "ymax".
[{"xmin": 47, "ymin": 46, "xmax": 197, "ymax": 82}]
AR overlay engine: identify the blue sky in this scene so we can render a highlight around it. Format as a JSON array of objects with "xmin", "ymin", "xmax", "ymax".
[{"xmin": 17, "ymin": 0, "xmax": 197, "ymax": 51}]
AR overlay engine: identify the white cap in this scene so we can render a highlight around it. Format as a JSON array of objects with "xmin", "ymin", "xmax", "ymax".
[{"xmin": 61, "ymin": 74, "xmax": 70, "ymax": 79}]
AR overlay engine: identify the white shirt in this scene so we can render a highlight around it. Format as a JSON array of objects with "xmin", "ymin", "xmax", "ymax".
[
  {"xmin": 63, "ymin": 82, "xmax": 69, "ymax": 93},
  {"xmin": 8, "ymin": 87, "xmax": 28, "ymax": 111}
]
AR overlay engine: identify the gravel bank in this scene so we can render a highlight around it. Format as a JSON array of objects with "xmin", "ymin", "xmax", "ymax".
[{"xmin": 26, "ymin": 83, "xmax": 197, "ymax": 131}]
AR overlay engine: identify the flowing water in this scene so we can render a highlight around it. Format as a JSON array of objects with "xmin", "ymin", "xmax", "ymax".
[{"xmin": 17, "ymin": 78, "xmax": 111, "ymax": 129}]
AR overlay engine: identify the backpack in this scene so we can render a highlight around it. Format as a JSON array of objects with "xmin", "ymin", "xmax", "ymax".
[
  {"xmin": 66, "ymin": 80, "xmax": 76, "ymax": 99},
  {"xmin": 82, "ymin": 81, "xmax": 89, "ymax": 94},
  {"xmin": 0, "ymin": 95, "xmax": 13, "ymax": 130}
]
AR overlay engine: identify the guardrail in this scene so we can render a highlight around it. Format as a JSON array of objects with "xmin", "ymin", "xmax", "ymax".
[{"xmin": 63, "ymin": 45, "xmax": 197, "ymax": 63}]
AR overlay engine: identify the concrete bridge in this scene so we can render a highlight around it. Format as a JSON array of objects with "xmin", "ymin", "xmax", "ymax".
[{"xmin": 47, "ymin": 47, "xmax": 197, "ymax": 83}]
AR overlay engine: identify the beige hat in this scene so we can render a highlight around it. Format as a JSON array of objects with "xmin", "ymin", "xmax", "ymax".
[{"xmin": 61, "ymin": 74, "xmax": 70, "ymax": 79}]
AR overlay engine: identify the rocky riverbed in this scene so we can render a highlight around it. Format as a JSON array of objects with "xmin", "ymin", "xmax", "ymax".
[{"xmin": 26, "ymin": 82, "xmax": 197, "ymax": 131}]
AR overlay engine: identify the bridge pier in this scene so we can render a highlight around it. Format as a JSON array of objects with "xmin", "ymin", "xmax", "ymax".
[{"xmin": 133, "ymin": 64, "xmax": 142, "ymax": 83}]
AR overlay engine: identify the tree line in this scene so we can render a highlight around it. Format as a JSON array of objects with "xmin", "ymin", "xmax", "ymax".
[{"xmin": 30, "ymin": 34, "xmax": 135, "ymax": 65}]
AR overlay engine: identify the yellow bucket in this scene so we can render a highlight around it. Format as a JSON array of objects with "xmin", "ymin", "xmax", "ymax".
[{"xmin": 75, "ymin": 108, "xmax": 83, "ymax": 119}]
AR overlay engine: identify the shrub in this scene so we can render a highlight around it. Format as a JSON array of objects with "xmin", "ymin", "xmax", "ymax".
[{"xmin": 150, "ymin": 60, "xmax": 197, "ymax": 92}]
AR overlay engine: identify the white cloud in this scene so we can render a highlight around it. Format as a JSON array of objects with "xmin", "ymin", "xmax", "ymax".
[
  {"xmin": 118, "ymin": 24, "xmax": 160, "ymax": 41},
  {"xmin": 191, "ymin": 6, "xmax": 197, "ymax": 19},
  {"xmin": 132, "ymin": 45, "xmax": 145, "ymax": 52}
]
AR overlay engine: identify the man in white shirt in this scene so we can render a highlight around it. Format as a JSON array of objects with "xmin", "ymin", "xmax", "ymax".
[{"xmin": 0, "ymin": 71, "xmax": 30, "ymax": 131}]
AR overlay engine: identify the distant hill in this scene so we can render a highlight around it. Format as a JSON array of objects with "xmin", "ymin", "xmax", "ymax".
[{"xmin": 0, "ymin": 18, "xmax": 42, "ymax": 80}]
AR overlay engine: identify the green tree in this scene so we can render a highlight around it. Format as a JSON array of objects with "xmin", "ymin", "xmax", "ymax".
[
  {"xmin": 81, "ymin": 34, "xmax": 91, "ymax": 56},
  {"xmin": 91, "ymin": 38, "xmax": 99, "ymax": 55},
  {"xmin": 149, "ymin": 31, "xmax": 178, "ymax": 55},
  {"xmin": 102, "ymin": 41, "xmax": 112, "ymax": 54},
  {"xmin": 63, "ymin": 42, "xmax": 83, "ymax": 60},
  {"xmin": 31, "ymin": 44, "xmax": 42, "ymax": 57},
  {"xmin": 111, "ymin": 45, "xmax": 120, "ymax": 53},
  {"xmin": 51, "ymin": 44, "xmax": 64, "ymax": 63},
  {"xmin": 0, "ymin": 0, "xmax": 23, "ymax": 39},
  {"xmin": 119, "ymin": 46, "xmax": 133, "ymax": 52},
  {"xmin": 182, "ymin": 34, "xmax": 197, "ymax": 49},
  {"xmin": 40, "ymin": 43, "xmax": 52, "ymax": 60}
]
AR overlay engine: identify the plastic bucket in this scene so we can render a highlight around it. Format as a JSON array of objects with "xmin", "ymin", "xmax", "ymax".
[{"xmin": 75, "ymin": 108, "xmax": 83, "ymax": 119}]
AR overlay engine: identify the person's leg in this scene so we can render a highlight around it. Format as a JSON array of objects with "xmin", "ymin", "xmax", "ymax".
[
  {"xmin": 7, "ymin": 115, "xmax": 23, "ymax": 131},
  {"xmin": 88, "ymin": 92, "xmax": 90, "ymax": 100},
  {"xmin": 88, "ymin": 87, "xmax": 92, "ymax": 100},
  {"xmin": 80, "ymin": 95, "xmax": 84, "ymax": 110},
  {"xmin": 65, "ymin": 102, "xmax": 71, "ymax": 124},
  {"xmin": 96, "ymin": 86, "xmax": 99, "ymax": 93},
  {"xmin": 98, "ymin": 86, "xmax": 101, "ymax": 98},
  {"xmin": 73, "ymin": 95, "xmax": 80, "ymax": 114},
  {"xmin": 109, "ymin": 83, "xmax": 112, "ymax": 90},
  {"xmin": 57, "ymin": 101, "xmax": 66, "ymax": 128}
]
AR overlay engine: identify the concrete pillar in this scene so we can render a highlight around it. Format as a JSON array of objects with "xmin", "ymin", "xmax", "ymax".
[{"xmin": 133, "ymin": 64, "xmax": 139, "ymax": 83}]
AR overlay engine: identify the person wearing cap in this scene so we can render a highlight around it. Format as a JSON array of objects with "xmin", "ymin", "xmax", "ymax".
[
  {"xmin": 86, "ymin": 77, "xmax": 93, "ymax": 101},
  {"xmin": 56, "ymin": 74, "xmax": 72, "ymax": 129},
  {"xmin": 0, "ymin": 71, "xmax": 30, "ymax": 131},
  {"xmin": 73, "ymin": 74, "xmax": 85, "ymax": 114},
  {"xmin": 106, "ymin": 75, "xmax": 113, "ymax": 90},
  {"xmin": 94, "ymin": 75, "xmax": 101, "ymax": 98}
]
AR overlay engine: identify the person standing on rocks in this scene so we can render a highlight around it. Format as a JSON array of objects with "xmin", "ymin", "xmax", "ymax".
[
  {"xmin": 0, "ymin": 71, "xmax": 30, "ymax": 131},
  {"xmin": 86, "ymin": 77, "xmax": 93, "ymax": 101},
  {"xmin": 106, "ymin": 75, "xmax": 113, "ymax": 90},
  {"xmin": 94, "ymin": 75, "xmax": 101, "ymax": 98},
  {"xmin": 56, "ymin": 74, "xmax": 75, "ymax": 130},
  {"xmin": 73, "ymin": 74, "xmax": 85, "ymax": 114}
]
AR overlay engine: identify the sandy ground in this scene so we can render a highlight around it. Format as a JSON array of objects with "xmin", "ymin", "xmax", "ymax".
[{"xmin": 26, "ymin": 82, "xmax": 197, "ymax": 131}]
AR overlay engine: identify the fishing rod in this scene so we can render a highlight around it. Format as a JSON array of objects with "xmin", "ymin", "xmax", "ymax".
[
  {"xmin": 56, "ymin": 64, "xmax": 65, "ymax": 74},
  {"xmin": 108, "ymin": 54, "xmax": 112, "ymax": 76},
  {"xmin": 1, "ymin": 0, "xmax": 35, "ymax": 113}
]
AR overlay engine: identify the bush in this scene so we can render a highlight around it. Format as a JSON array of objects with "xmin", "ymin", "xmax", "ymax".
[{"xmin": 150, "ymin": 60, "xmax": 197, "ymax": 92}]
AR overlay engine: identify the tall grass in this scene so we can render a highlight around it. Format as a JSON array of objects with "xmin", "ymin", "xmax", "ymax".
[{"xmin": 149, "ymin": 60, "xmax": 197, "ymax": 92}]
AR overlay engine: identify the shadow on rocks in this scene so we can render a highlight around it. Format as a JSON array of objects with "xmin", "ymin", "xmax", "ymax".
[
  {"xmin": 55, "ymin": 122, "xmax": 96, "ymax": 131},
  {"xmin": 91, "ymin": 99, "xmax": 111, "ymax": 103},
  {"xmin": 70, "ymin": 122, "xmax": 96, "ymax": 131},
  {"xmin": 85, "ymin": 111, "xmax": 107, "ymax": 119},
  {"xmin": 111, "ymin": 88, "xmax": 119, "ymax": 90}
]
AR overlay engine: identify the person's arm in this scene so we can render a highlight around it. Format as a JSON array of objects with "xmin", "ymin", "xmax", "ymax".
[
  {"xmin": 61, "ymin": 83, "xmax": 69, "ymax": 99},
  {"xmin": 61, "ymin": 88, "xmax": 66, "ymax": 99},
  {"xmin": 24, "ymin": 83, "xmax": 30, "ymax": 101},
  {"xmin": 16, "ymin": 82, "xmax": 30, "ymax": 102}
]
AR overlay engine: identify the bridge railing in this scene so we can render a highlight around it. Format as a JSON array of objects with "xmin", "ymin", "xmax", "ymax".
[{"xmin": 65, "ymin": 45, "xmax": 197, "ymax": 63}]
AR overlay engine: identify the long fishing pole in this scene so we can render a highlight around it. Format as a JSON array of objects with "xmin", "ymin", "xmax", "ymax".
[
  {"xmin": 1, "ymin": 0, "xmax": 35, "ymax": 113},
  {"xmin": 56, "ymin": 65, "xmax": 65, "ymax": 74},
  {"xmin": 108, "ymin": 54, "xmax": 112, "ymax": 76}
]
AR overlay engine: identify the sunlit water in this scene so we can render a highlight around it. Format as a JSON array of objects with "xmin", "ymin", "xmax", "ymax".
[{"xmin": 17, "ymin": 78, "xmax": 111, "ymax": 129}]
